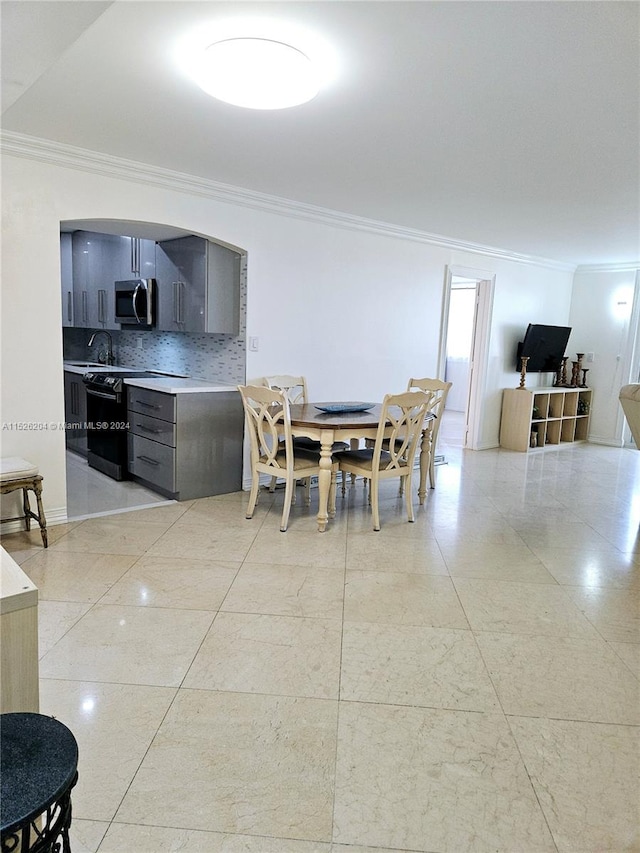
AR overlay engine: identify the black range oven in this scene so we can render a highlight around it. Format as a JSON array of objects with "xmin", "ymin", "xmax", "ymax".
[{"xmin": 83, "ymin": 371, "xmax": 152, "ymax": 480}]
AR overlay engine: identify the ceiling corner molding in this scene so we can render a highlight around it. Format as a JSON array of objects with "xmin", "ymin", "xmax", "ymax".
[
  {"xmin": 575, "ymin": 261, "xmax": 640, "ymax": 274},
  {"xmin": 1, "ymin": 130, "xmax": 574, "ymax": 272}
]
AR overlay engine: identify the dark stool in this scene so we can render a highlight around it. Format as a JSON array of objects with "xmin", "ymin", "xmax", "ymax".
[{"xmin": 1, "ymin": 713, "xmax": 78, "ymax": 853}]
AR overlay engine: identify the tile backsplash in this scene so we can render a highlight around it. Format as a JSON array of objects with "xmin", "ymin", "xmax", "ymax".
[
  {"xmin": 64, "ymin": 328, "xmax": 245, "ymax": 383},
  {"xmin": 63, "ymin": 256, "xmax": 247, "ymax": 384}
]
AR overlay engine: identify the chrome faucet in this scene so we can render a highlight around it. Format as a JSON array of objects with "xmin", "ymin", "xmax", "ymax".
[{"xmin": 88, "ymin": 330, "xmax": 114, "ymax": 365}]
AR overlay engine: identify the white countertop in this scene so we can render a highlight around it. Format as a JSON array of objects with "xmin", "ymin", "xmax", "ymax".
[
  {"xmin": 124, "ymin": 376, "xmax": 237, "ymax": 394},
  {"xmin": 64, "ymin": 362, "xmax": 135, "ymax": 375},
  {"xmin": 1, "ymin": 546, "xmax": 38, "ymax": 615},
  {"xmin": 63, "ymin": 362, "xmax": 237, "ymax": 393}
]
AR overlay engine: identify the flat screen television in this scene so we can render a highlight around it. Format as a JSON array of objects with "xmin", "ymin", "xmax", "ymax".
[{"xmin": 515, "ymin": 324, "xmax": 571, "ymax": 372}]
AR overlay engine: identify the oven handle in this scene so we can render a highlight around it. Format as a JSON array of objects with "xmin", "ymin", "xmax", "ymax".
[{"xmin": 86, "ymin": 387, "xmax": 120, "ymax": 401}]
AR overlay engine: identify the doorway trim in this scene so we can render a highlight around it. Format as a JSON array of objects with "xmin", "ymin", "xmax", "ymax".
[
  {"xmin": 439, "ymin": 264, "xmax": 496, "ymax": 450},
  {"xmin": 621, "ymin": 269, "xmax": 640, "ymax": 446}
]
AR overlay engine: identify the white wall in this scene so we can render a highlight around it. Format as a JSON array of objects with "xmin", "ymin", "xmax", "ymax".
[
  {"xmin": 1, "ymin": 149, "xmax": 576, "ymax": 519},
  {"xmin": 569, "ymin": 268, "xmax": 639, "ymax": 444}
]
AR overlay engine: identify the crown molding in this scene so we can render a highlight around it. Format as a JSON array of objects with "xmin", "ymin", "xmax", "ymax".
[
  {"xmin": 1, "ymin": 130, "xmax": 576, "ymax": 272},
  {"xmin": 575, "ymin": 262, "xmax": 640, "ymax": 274}
]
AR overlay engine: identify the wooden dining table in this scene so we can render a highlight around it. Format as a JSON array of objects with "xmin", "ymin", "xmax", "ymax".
[{"xmin": 289, "ymin": 403, "xmax": 435, "ymax": 532}]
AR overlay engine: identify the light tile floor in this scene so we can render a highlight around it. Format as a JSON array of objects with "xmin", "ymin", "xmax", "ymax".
[
  {"xmin": 2, "ymin": 416, "xmax": 639, "ymax": 853},
  {"xmin": 65, "ymin": 450, "xmax": 171, "ymax": 520}
]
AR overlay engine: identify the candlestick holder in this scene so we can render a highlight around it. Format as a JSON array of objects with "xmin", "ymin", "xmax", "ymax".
[
  {"xmin": 570, "ymin": 361, "xmax": 580, "ymax": 386},
  {"xmin": 554, "ymin": 363, "xmax": 563, "ymax": 387},
  {"xmin": 518, "ymin": 356, "xmax": 529, "ymax": 389},
  {"xmin": 581, "ymin": 368, "xmax": 589, "ymax": 388},
  {"xmin": 557, "ymin": 356, "xmax": 569, "ymax": 386}
]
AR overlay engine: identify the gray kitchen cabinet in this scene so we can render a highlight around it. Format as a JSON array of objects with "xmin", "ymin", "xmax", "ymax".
[
  {"xmin": 135, "ymin": 237, "xmax": 156, "ymax": 279},
  {"xmin": 155, "ymin": 236, "xmax": 240, "ymax": 334},
  {"xmin": 106, "ymin": 235, "xmax": 156, "ymax": 282},
  {"xmin": 70, "ymin": 230, "xmax": 156, "ymax": 330},
  {"xmin": 64, "ymin": 371, "xmax": 88, "ymax": 457},
  {"xmin": 60, "ymin": 232, "xmax": 74, "ymax": 327},
  {"xmin": 71, "ymin": 231, "xmax": 91, "ymax": 328},
  {"xmin": 71, "ymin": 230, "xmax": 119, "ymax": 330},
  {"xmin": 127, "ymin": 386, "xmax": 243, "ymax": 500}
]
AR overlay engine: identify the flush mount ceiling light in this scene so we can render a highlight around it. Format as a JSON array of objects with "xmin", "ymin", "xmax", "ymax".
[
  {"xmin": 195, "ymin": 37, "xmax": 320, "ymax": 109},
  {"xmin": 176, "ymin": 20, "xmax": 337, "ymax": 110}
]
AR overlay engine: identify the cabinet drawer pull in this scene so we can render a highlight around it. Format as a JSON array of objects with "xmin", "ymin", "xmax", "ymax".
[
  {"xmin": 135, "ymin": 400, "xmax": 161, "ymax": 409},
  {"xmin": 137, "ymin": 455, "xmax": 159, "ymax": 466},
  {"xmin": 138, "ymin": 424, "xmax": 162, "ymax": 434}
]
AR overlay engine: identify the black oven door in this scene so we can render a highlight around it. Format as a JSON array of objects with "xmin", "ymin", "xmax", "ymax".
[
  {"xmin": 115, "ymin": 279, "xmax": 154, "ymax": 326},
  {"xmin": 86, "ymin": 387, "xmax": 130, "ymax": 480}
]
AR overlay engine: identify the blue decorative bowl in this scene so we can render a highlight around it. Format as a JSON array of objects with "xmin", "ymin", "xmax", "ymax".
[{"xmin": 314, "ymin": 402, "xmax": 376, "ymax": 414}]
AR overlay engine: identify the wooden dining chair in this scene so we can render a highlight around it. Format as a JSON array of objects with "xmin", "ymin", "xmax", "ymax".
[
  {"xmin": 334, "ymin": 391, "xmax": 430, "ymax": 531},
  {"xmin": 379, "ymin": 377, "xmax": 452, "ymax": 500},
  {"xmin": 238, "ymin": 384, "xmax": 337, "ymax": 532},
  {"xmin": 262, "ymin": 375, "xmax": 308, "ymax": 405},
  {"xmin": 406, "ymin": 377, "xmax": 452, "ymax": 497},
  {"xmin": 262, "ymin": 374, "xmax": 349, "ymax": 493}
]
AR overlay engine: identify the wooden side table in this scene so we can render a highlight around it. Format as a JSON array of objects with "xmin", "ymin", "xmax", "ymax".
[{"xmin": 1, "ymin": 713, "xmax": 78, "ymax": 853}]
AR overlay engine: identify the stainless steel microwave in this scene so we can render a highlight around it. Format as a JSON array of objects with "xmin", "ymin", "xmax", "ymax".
[{"xmin": 115, "ymin": 279, "xmax": 155, "ymax": 326}]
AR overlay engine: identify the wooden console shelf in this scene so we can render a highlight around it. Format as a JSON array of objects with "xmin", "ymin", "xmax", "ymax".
[
  {"xmin": 500, "ymin": 386, "xmax": 592, "ymax": 452},
  {"xmin": 1, "ymin": 546, "xmax": 39, "ymax": 712}
]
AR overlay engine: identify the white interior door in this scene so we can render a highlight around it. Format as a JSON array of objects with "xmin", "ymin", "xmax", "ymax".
[
  {"xmin": 438, "ymin": 265, "xmax": 496, "ymax": 449},
  {"xmin": 444, "ymin": 280, "xmax": 476, "ymax": 414}
]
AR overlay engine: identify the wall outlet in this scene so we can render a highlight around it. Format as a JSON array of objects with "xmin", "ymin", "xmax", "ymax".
[
  {"xmin": 137, "ymin": 337, "xmax": 143, "ymax": 350},
  {"xmin": 249, "ymin": 336, "xmax": 259, "ymax": 352},
  {"xmin": 586, "ymin": 352, "xmax": 594, "ymax": 362}
]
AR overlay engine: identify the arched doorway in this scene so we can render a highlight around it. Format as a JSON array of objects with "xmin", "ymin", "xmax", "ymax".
[{"xmin": 60, "ymin": 218, "xmax": 247, "ymax": 518}]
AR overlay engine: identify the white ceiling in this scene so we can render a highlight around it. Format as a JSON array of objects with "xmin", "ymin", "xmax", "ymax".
[{"xmin": 1, "ymin": 0, "xmax": 638, "ymax": 266}]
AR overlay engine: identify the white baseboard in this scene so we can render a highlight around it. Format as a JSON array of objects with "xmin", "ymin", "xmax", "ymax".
[
  {"xmin": 1, "ymin": 506, "xmax": 68, "ymax": 536},
  {"xmin": 587, "ymin": 435, "xmax": 626, "ymax": 448}
]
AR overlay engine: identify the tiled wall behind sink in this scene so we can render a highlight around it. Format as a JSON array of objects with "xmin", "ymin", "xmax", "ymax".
[
  {"xmin": 63, "ymin": 255, "xmax": 247, "ymax": 384},
  {"xmin": 64, "ymin": 328, "xmax": 246, "ymax": 384}
]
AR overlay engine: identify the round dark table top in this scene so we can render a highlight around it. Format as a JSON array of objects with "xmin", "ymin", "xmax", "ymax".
[
  {"xmin": 289, "ymin": 404, "xmax": 437, "ymax": 430},
  {"xmin": 289, "ymin": 403, "xmax": 385, "ymax": 429},
  {"xmin": 0, "ymin": 712, "xmax": 78, "ymax": 835}
]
